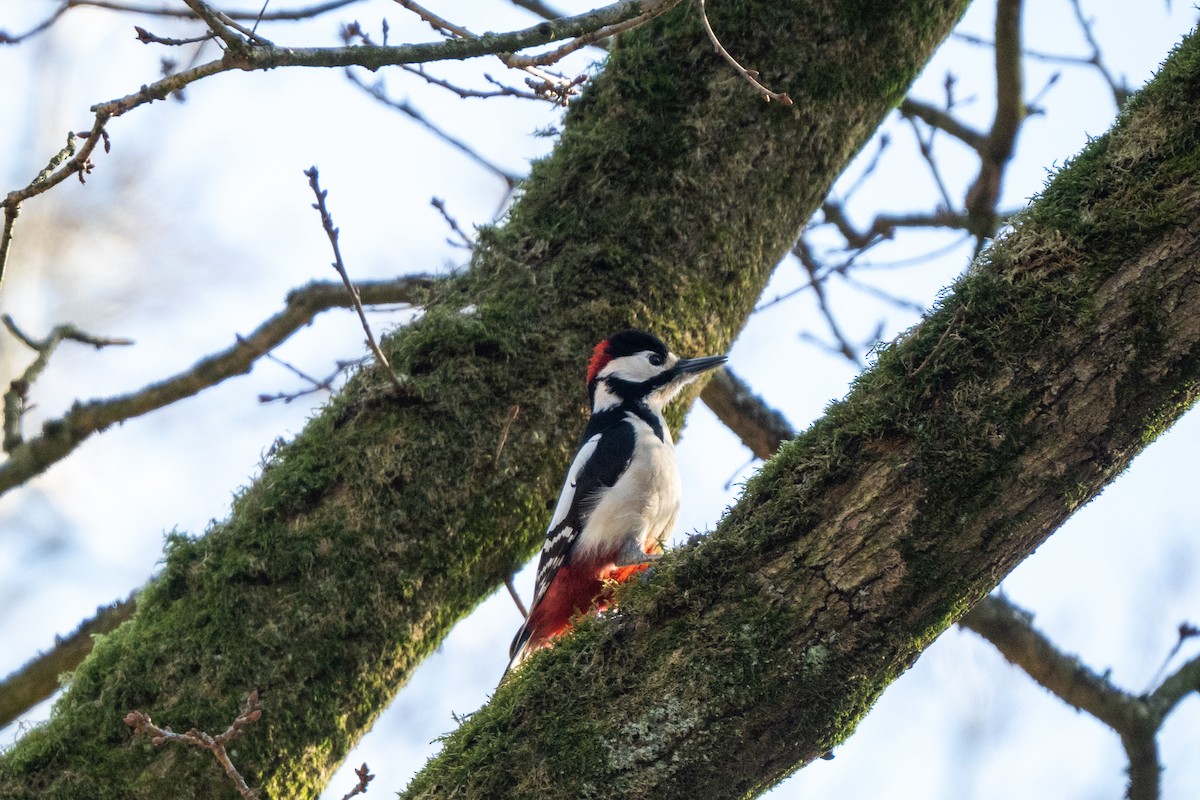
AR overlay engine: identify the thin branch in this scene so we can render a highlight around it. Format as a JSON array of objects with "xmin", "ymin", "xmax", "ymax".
[
  {"xmin": 501, "ymin": 2, "xmax": 662, "ymax": 69},
  {"xmin": 1067, "ymin": 0, "xmax": 1131, "ymax": 107},
  {"xmin": 505, "ymin": 577, "xmax": 529, "ymax": 620},
  {"xmin": 134, "ymin": 26, "xmax": 217, "ymax": 46},
  {"xmin": 339, "ymin": 763, "xmax": 375, "ymax": 800},
  {"xmin": 0, "ymin": 3, "xmax": 69, "ymax": 45},
  {"xmin": 393, "ymin": 0, "xmax": 473, "ymax": 39},
  {"xmin": 125, "ymin": 691, "xmax": 264, "ymax": 800},
  {"xmin": 403, "ymin": 64, "xmax": 538, "ymax": 101},
  {"xmin": 0, "ymin": 276, "xmax": 432, "ymax": 496},
  {"xmin": 256, "ymin": 352, "xmax": 364, "ymax": 404},
  {"xmin": 695, "ymin": 0, "xmax": 792, "ymax": 104},
  {"xmin": 181, "ymin": 0, "xmax": 254, "ymax": 50},
  {"xmin": 819, "ymin": 202, "xmax": 983, "ymax": 250},
  {"xmin": 3, "ymin": 315, "xmax": 134, "ymax": 453},
  {"xmin": 303, "ymin": 167, "xmax": 407, "ymax": 396},
  {"xmin": 1, "ymin": 0, "xmax": 671, "ymax": 290},
  {"xmin": 431, "ymin": 197, "xmax": 475, "ymax": 248},
  {"xmin": 1146, "ymin": 621, "xmax": 1199, "ymax": 690},
  {"xmin": 392, "ymin": 0, "xmax": 604, "ymax": 97},
  {"xmin": 903, "ymin": 113, "xmax": 957, "ymax": 212},
  {"xmin": 961, "ymin": 594, "xmax": 1138, "ymax": 728},
  {"xmin": 1148, "ymin": 651, "xmax": 1200, "ymax": 719},
  {"xmin": 346, "ymin": 72, "xmax": 520, "ymax": 187},
  {"xmin": 898, "ymin": 97, "xmax": 987, "ymax": 154},
  {"xmin": 0, "ymin": 595, "xmax": 136, "ymax": 728},
  {"xmin": 509, "ymin": 0, "xmax": 566, "ymax": 20},
  {"xmin": 794, "ymin": 240, "xmax": 860, "ymax": 365}
]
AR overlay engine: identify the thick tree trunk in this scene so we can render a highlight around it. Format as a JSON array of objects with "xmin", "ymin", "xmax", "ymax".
[
  {"xmin": 403, "ymin": 25, "xmax": 1200, "ymax": 799},
  {"xmin": 0, "ymin": 1, "xmax": 970, "ymax": 797}
]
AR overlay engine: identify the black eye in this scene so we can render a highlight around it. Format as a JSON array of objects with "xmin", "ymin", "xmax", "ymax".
[{"xmin": 648, "ymin": 353, "xmax": 664, "ymax": 366}]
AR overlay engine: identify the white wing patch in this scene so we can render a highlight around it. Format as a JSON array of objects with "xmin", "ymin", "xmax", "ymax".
[
  {"xmin": 530, "ymin": 433, "xmax": 600, "ymax": 603},
  {"xmin": 546, "ymin": 433, "xmax": 600, "ymax": 532}
]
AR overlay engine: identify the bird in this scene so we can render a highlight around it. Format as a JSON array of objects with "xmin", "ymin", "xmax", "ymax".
[{"xmin": 507, "ymin": 329, "xmax": 726, "ymax": 671}]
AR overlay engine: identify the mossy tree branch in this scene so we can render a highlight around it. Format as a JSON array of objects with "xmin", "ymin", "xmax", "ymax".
[
  {"xmin": 0, "ymin": 1, "xmax": 973, "ymax": 796},
  {"xmin": 405, "ymin": 25, "xmax": 1200, "ymax": 796}
]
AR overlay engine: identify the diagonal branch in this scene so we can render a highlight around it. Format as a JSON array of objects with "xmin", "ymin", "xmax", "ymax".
[
  {"xmin": 0, "ymin": 276, "xmax": 433, "ymax": 496},
  {"xmin": 699, "ymin": 367, "xmax": 793, "ymax": 460}
]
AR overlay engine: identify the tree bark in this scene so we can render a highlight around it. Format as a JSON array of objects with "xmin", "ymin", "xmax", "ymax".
[
  {"xmin": 403, "ymin": 24, "xmax": 1200, "ymax": 799},
  {"xmin": 0, "ymin": 1, "xmax": 971, "ymax": 797}
]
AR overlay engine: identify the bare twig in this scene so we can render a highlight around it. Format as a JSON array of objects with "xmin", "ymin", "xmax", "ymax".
[
  {"xmin": 505, "ymin": 577, "xmax": 529, "ymax": 620},
  {"xmin": 402, "ymin": 64, "xmax": 537, "ymax": 101},
  {"xmin": 696, "ymin": 0, "xmax": 792, "ymax": 104},
  {"xmin": 0, "ymin": 3, "xmax": 70, "ymax": 44},
  {"xmin": 510, "ymin": 0, "xmax": 567, "ymax": 20},
  {"xmin": 0, "ymin": 595, "xmax": 136, "ymax": 728},
  {"xmin": 1, "ymin": 0, "xmax": 362, "ymax": 45},
  {"xmin": 256, "ymin": 351, "xmax": 364, "ymax": 404},
  {"xmin": 431, "ymin": 197, "xmax": 475, "ymax": 248},
  {"xmin": 340, "ymin": 763, "xmax": 375, "ymax": 800},
  {"xmin": 903, "ymin": 112, "xmax": 957, "ymax": 212},
  {"xmin": 909, "ymin": 304, "xmax": 966, "ymax": 377},
  {"xmin": 125, "ymin": 691, "xmax": 264, "ymax": 799},
  {"xmin": 0, "ymin": 276, "xmax": 432, "ymax": 496},
  {"xmin": 1067, "ymin": 0, "xmax": 1131, "ymax": 107},
  {"xmin": 1, "ymin": 0, "xmax": 670, "ymax": 292},
  {"xmin": 393, "ymin": 0, "xmax": 606, "ymax": 96},
  {"xmin": 2, "ymin": 315, "xmax": 134, "ymax": 453},
  {"xmin": 501, "ymin": 5, "xmax": 659, "ymax": 69},
  {"xmin": 346, "ymin": 72, "xmax": 520, "ymax": 188},
  {"xmin": 134, "ymin": 26, "xmax": 217, "ymax": 46},
  {"xmin": 494, "ymin": 404, "xmax": 521, "ymax": 463},
  {"xmin": 819, "ymin": 203, "xmax": 984, "ymax": 250},
  {"xmin": 794, "ymin": 240, "xmax": 861, "ymax": 364},
  {"xmin": 303, "ymin": 167, "xmax": 406, "ymax": 396},
  {"xmin": 393, "ymin": 0, "xmax": 474, "ymax": 39},
  {"xmin": 1147, "ymin": 621, "xmax": 1200, "ymax": 690},
  {"xmin": 898, "ymin": 98, "xmax": 987, "ymax": 154},
  {"xmin": 181, "ymin": 0, "xmax": 253, "ymax": 50}
]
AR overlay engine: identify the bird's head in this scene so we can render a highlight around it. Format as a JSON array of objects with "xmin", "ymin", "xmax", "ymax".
[{"xmin": 586, "ymin": 329, "xmax": 726, "ymax": 412}]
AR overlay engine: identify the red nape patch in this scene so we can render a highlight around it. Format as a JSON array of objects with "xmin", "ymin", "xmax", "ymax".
[{"xmin": 586, "ymin": 339, "xmax": 613, "ymax": 385}]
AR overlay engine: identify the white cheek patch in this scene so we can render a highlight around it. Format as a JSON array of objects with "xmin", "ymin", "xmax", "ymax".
[{"xmin": 597, "ymin": 351, "xmax": 666, "ymax": 383}]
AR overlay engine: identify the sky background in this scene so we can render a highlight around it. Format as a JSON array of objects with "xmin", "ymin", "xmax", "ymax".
[{"xmin": 1, "ymin": 1, "xmax": 1198, "ymax": 798}]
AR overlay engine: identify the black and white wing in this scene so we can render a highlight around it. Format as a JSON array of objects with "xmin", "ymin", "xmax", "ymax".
[{"xmin": 529, "ymin": 417, "xmax": 636, "ymax": 604}]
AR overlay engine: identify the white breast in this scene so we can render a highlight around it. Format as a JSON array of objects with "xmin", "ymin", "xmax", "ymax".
[{"xmin": 575, "ymin": 412, "xmax": 681, "ymax": 562}]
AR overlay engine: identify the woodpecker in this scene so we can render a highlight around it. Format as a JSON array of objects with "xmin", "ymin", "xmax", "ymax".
[{"xmin": 507, "ymin": 329, "xmax": 726, "ymax": 670}]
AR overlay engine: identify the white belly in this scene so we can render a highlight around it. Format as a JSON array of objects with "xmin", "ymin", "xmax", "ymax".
[{"xmin": 575, "ymin": 415, "xmax": 681, "ymax": 561}]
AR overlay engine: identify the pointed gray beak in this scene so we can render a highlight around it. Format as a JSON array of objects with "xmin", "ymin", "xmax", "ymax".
[{"xmin": 671, "ymin": 355, "xmax": 727, "ymax": 379}]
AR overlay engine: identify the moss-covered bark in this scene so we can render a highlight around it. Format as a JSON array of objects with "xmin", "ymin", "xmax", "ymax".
[
  {"xmin": 404, "ymin": 25, "xmax": 1200, "ymax": 798},
  {"xmin": 0, "ymin": 1, "xmax": 971, "ymax": 797}
]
